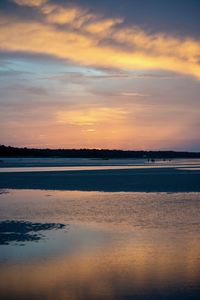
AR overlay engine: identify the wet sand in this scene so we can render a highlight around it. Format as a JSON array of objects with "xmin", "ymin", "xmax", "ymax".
[{"xmin": 0, "ymin": 167, "xmax": 200, "ymax": 192}]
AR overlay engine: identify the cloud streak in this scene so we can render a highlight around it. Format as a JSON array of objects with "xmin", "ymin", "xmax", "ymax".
[
  {"xmin": 0, "ymin": 0, "xmax": 199, "ymax": 79},
  {"xmin": 13, "ymin": 0, "xmax": 47, "ymax": 7}
]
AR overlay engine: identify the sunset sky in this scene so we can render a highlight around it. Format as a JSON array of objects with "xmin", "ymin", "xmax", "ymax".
[{"xmin": 0, "ymin": 0, "xmax": 200, "ymax": 150}]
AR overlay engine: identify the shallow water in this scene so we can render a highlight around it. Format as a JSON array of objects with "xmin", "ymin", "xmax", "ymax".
[
  {"xmin": 0, "ymin": 189, "xmax": 200, "ymax": 299},
  {"xmin": 0, "ymin": 164, "xmax": 175, "ymax": 172},
  {"xmin": 1, "ymin": 158, "xmax": 200, "ymax": 172}
]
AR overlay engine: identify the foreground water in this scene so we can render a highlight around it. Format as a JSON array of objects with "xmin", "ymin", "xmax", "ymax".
[{"xmin": 0, "ymin": 189, "xmax": 200, "ymax": 299}]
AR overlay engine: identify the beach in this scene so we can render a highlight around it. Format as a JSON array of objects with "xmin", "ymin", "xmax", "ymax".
[
  {"xmin": 1, "ymin": 168, "xmax": 200, "ymax": 192},
  {"xmin": 1, "ymin": 158, "xmax": 200, "ymax": 299}
]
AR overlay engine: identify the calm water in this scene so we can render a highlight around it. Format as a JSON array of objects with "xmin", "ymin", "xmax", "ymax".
[{"xmin": 0, "ymin": 189, "xmax": 200, "ymax": 299}]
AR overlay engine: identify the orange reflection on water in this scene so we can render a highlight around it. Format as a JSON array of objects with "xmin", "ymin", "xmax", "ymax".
[{"xmin": 0, "ymin": 232, "xmax": 200, "ymax": 300}]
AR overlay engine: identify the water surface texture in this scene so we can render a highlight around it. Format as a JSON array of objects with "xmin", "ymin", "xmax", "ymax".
[{"xmin": 0, "ymin": 189, "xmax": 200, "ymax": 299}]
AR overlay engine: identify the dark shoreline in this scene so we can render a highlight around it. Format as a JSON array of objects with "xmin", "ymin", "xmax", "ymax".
[{"xmin": 1, "ymin": 145, "xmax": 200, "ymax": 159}]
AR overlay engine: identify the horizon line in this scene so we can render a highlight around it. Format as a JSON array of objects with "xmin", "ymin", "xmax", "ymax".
[{"xmin": 1, "ymin": 145, "xmax": 200, "ymax": 154}]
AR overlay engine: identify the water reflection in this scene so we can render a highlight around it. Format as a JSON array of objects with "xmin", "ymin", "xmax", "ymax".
[
  {"xmin": 0, "ymin": 229, "xmax": 200, "ymax": 299},
  {"xmin": 0, "ymin": 190, "xmax": 200, "ymax": 299},
  {"xmin": 0, "ymin": 220, "xmax": 66, "ymax": 245}
]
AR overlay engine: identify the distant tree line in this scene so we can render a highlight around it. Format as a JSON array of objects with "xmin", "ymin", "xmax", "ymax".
[{"xmin": 0, "ymin": 145, "xmax": 200, "ymax": 159}]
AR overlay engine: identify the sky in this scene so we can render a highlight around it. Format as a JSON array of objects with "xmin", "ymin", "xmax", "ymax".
[{"xmin": 0, "ymin": 0, "xmax": 200, "ymax": 151}]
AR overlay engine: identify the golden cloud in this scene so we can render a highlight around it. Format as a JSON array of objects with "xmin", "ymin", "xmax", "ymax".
[
  {"xmin": 1, "ymin": 1, "xmax": 200, "ymax": 79},
  {"xmin": 56, "ymin": 108, "xmax": 127, "ymax": 126},
  {"xmin": 120, "ymin": 92, "xmax": 149, "ymax": 97},
  {"xmin": 13, "ymin": 0, "xmax": 47, "ymax": 7}
]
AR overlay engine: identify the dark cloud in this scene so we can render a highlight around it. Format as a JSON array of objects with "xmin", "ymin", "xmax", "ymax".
[
  {"xmin": 0, "ymin": 0, "xmax": 43, "ymax": 23},
  {"xmin": 0, "ymin": 50, "xmax": 67, "ymax": 64},
  {"xmin": 0, "ymin": 69, "xmax": 32, "ymax": 76},
  {"xmin": 48, "ymin": 0, "xmax": 200, "ymax": 37}
]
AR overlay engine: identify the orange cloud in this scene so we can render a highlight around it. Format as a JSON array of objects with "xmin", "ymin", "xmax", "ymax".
[
  {"xmin": 56, "ymin": 108, "xmax": 127, "ymax": 126},
  {"xmin": 41, "ymin": 4, "xmax": 90, "ymax": 26},
  {"xmin": 1, "ymin": 1, "xmax": 200, "ymax": 79},
  {"xmin": 85, "ymin": 18, "xmax": 123, "ymax": 36},
  {"xmin": 13, "ymin": 0, "xmax": 47, "ymax": 7},
  {"xmin": 120, "ymin": 92, "xmax": 149, "ymax": 97}
]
